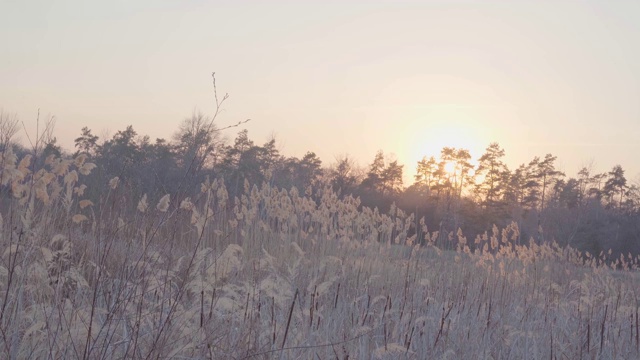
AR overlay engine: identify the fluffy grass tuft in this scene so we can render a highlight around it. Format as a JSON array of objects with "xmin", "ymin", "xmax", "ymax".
[{"xmin": 1, "ymin": 148, "xmax": 639, "ymax": 359}]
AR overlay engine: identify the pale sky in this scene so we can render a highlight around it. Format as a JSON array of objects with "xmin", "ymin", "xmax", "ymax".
[{"xmin": 2, "ymin": 1, "xmax": 639, "ymax": 183}]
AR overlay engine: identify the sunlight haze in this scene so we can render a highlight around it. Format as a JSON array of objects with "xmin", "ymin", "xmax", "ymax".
[{"xmin": 2, "ymin": 0, "xmax": 639, "ymax": 183}]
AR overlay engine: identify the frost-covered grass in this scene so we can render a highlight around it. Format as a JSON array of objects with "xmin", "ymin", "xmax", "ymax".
[{"xmin": 1, "ymin": 148, "xmax": 640, "ymax": 359}]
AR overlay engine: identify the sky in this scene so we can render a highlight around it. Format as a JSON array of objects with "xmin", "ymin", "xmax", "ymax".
[{"xmin": 1, "ymin": 0, "xmax": 639, "ymax": 184}]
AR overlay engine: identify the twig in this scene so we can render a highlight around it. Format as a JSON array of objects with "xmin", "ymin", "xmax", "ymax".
[{"xmin": 281, "ymin": 289, "xmax": 299, "ymax": 349}]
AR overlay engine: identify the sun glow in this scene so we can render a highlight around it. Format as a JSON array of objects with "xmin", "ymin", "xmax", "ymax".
[
  {"xmin": 398, "ymin": 105, "xmax": 492, "ymax": 183},
  {"xmin": 444, "ymin": 161, "xmax": 456, "ymax": 174}
]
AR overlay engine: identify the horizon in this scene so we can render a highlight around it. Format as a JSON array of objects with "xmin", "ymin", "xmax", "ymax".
[{"xmin": 2, "ymin": 1, "xmax": 639, "ymax": 184}]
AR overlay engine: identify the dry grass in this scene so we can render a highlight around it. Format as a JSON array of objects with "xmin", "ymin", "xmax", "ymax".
[{"xmin": 1, "ymin": 148, "xmax": 640, "ymax": 359}]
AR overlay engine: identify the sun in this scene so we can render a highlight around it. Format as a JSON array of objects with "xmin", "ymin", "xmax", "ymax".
[
  {"xmin": 414, "ymin": 121, "xmax": 487, "ymax": 160},
  {"xmin": 444, "ymin": 161, "xmax": 456, "ymax": 174},
  {"xmin": 397, "ymin": 105, "xmax": 491, "ymax": 182}
]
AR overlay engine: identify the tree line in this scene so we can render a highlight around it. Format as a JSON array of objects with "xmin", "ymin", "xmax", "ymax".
[{"xmin": 2, "ymin": 111, "xmax": 639, "ymax": 257}]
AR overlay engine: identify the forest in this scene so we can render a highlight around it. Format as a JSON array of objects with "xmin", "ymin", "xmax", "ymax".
[{"xmin": 3, "ymin": 109, "xmax": 639, "ymax": 258}]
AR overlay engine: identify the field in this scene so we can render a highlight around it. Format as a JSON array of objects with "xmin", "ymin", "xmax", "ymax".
[{"xmin": 2, "ymin": 149, "xmax": 640, "ymax": 359}]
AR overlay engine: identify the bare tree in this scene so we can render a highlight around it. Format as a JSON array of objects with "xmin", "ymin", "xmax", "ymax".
[
  {"xmin": 172, "ymin": 112, "xmax": 222, "ymax": 172},
  {"xmin": 0, "ymin": 110, "xmax": 20, "ymax": 149}
]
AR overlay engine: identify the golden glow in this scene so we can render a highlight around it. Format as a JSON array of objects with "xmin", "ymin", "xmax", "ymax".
[
  {"xmin": 398, "ymin": 105, "xmax": 491, "ymax": 182},
  {"xmin": 414, "ymin": 120, "xmax": 487, "ymax": 160},
  {"xmin": 444, "ymin": 161, "xmax": 456, "ymax": 174}
]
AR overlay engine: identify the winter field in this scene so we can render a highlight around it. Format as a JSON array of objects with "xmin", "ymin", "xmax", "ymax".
[{"xmin": 1, "ymin": 148, "xmax": 640, "ymax": 359}]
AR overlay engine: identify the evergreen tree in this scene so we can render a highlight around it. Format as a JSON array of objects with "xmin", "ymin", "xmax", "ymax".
[
  {"xmin": 414, "ymin": 156, "xmax": 438, "ymax": 192},
  {"xmin": 381, "ymin": 160, "xmax": 404, "ymax": 195},
  {"xmin": 361, "ymin": 150, "xmax": 385, "ymax": 193},
  {"xmin": 604, "ymin": 165, "xmax": 627, "ymax": 209},
  {"xmin": 73, "ymin": 126, "xmax": 99, "ymax": 157},
  {"xmin": 474, "ymin": 143, "xmax": 508, "ymax": 208}
]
